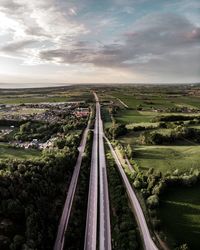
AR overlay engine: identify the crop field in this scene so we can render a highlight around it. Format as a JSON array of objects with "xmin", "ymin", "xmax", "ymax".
[
  {"xmin": 159, "ymin": 185, "xmax": 200, "ymax": 250},
  {"xmin": 0, "ymin": 143, "xmax": 41, "ymax": 160}
]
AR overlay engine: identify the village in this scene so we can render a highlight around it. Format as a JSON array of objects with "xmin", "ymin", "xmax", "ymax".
[{"xmin": 0, "ymin": 101, "xmax": 90, "ymax": 151}]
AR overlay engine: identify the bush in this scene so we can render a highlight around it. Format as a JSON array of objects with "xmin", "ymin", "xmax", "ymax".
[
  {"xmin": 146, "ymin": 194, "xmax": 159, "ymax": 208},
  {"xmin": 175, "ymin": 243, "xmax": 190, "ymax": 250},
  {"xmin": 133, "ymin": 180, "xmax": 142, "ymax": 189}
]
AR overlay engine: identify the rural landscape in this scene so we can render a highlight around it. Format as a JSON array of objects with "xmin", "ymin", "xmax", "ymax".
[
  {"xmin": 0, "ymin": 0, "xmax": 199, "ymax": 249},
  {"xmin": 0, "ymin": 84, "xmax": 199, "ymax": 250}
]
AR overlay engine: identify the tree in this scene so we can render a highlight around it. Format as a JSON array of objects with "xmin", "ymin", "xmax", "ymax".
[
  {"xmin": 146, "ymin": 194, "xmax": 159, "ymax": 208},
  {"xmin": 0, "ymin": 235, "xmax": 10, "ymax": 250},
  {"xmin": 55, "ymin": 139, "xmax": 66, "ymax": 149},
  {"xmin": 20, "ymin": 122, "xmax": 31, "ymax": 134},
  {"xmin": 175, "ymin": 243, "xmax": 190, "ymax": 250},
  {"xmin": 10, "ymin": 235, "xmax": 25, "ymax": 250},
  {"xmin": 133, "ymin": 180, "xmax": 141, "ymax": 189},
  {"xmin": 126, "ymin": 144, "xmax": 133, "ymax": 158}
]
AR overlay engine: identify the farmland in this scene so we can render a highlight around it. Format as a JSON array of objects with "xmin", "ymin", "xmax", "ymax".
[
  {"xmin": 0, "ymin": 84, "xmax": 199, "ymax": 250},
  {"xmin": 0, "ymin": 86, "xmax": 92, "ymax": 104},
  {"xmin": 99, "ymin": 84, "xmax": 200, "ymax": 249}
]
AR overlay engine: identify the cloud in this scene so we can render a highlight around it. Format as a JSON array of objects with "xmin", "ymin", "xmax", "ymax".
[
  {"xmin": 0, "ymin": 0, "xmax": 199, "ymax": 83},
  {"xmin": 68, "ymin": 8, "xmax": 78, "ymax": 16},
  {"xmin": 0, "ymin": 0, "xmax": 88, "ymax": 42},
  {"xmin": 0, "ymin": 0, "xmax": 89, "ymax": 63},
  {"xmin": 39, "ymin": 13, "xmax": 200, "ymax": 71},
  {"xmin": 1, "ymin": 39, "xmax": 37, "ymax": 52}
]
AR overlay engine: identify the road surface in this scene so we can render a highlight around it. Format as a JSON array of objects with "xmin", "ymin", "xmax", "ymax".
[
  {"xmin": 84, "ymin": 95, "xmax": 99, "ymax": 250},
  {"xmin": 105, "ymin": 136, "xmax": 159, "ymax": 250},
  {"xmin": 97, "ymin": 93, "xmax": 112, "ymax": 250},
  {"xmin": 54, "ymin": 117, "xmax": 90, "ymax": 250}
]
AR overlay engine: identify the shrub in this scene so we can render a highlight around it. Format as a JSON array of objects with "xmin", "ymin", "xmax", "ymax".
[{"xmin": 146, "ymin": 194, "xmax": 159, "ymax": 208}]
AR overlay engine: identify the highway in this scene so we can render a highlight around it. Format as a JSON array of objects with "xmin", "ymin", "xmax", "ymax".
[
  {"xmin": 84, "ymin": 94, "xmax": 99, "ymax": 250},
  {"xmin": 97, "ymin": 94, "xmax": 112, "ymax": 250},
  {"xmin": 84, "ymin": 92, "xmax": 112, "ymax": 250},
  {"xmin": 54, "ymin": 117, "xmax": 90, "ymax": 250},
  {"xmin": 55, "ymin": 92, "xmax": 112, "ymax": 250},
  {"xmin": 105, "ymin": 136, "xmax": 159, "ymax": 250}
]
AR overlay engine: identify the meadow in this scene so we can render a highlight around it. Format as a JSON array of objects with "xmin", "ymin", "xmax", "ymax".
[
  {"xmin": 159, "ymin": 185, "xmax": 200, "ymax": 250},
  {"xmin": 0, "ymin": 143, "xmax": 41, "ymax": 160},
  {"xmin": 133, "ymin": 145, "xmax": 200, "ymax": 173},
  {"xmin": 0, "ymin": 87, "xmax": 92, "ymax": 104}
]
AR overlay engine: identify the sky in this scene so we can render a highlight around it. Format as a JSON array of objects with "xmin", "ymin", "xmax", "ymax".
[{"xmin": 0, "ymin": 0, "xmax": 200, "ymax": 88}]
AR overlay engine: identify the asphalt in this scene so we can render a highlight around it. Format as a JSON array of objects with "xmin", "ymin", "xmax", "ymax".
[
  {"xmin": 105, "ymin": 136, "xmax": 159, "ymax": 250},
  {"xmin": 53, "ymin": 117, "xmax": 90, "ymax": 250},
  {"xmin": 84, "ymin": 92, "xmax": 112, "ymax": 250},
  {"xmin": 84, "ymin": 95, "xmax": 99, "ymax": 250},
  {"xmin": 98, "ymin": 97, "xmax": 112, "ymax": 250}
]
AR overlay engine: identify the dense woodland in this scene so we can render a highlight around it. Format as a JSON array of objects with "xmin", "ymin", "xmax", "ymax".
[
  {"xmin": 0, "ymin": 146, "xmax": 79, "ymax": 250},
  {"xmin": 0, "ymin": 113, "xmax": 88, "ymax": 249}
]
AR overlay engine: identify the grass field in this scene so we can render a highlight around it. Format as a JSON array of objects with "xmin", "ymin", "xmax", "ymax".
[
  {"xmin": 98, "ymin": 89, "xmax": 200, "ymax": 125},
  {"xmin": 133, "ymin": 145, "xmax": 200, "ymax": 173},
  {"xmin": 110, "ymin": 91, "xmax": 200, "ymax": 109},
  {"xmin": 119, "ymin": 131, "xmax": 142, "ymax": 145},
  {"xmin": 115, "ymin": 109, "xmax": 156, "ymax": 123},
  {"xmin": 0, "ymin": 90, "xmax": 92, "ymax": 104},
  {"xmin": 102, "ymin": 107, "xmax": 113, "ymax": 129},
  {"xmin": 116, "ymin": 109, "xmax": 200, "ymax": 124},
  {"xmin": 0, "ymin": 95, "xmax": 69, "ymax": 104},
  {"xmin": 0, "ymin": 143, "xmax": 41, "ymax": 160},
  {"xmin": 119, "ymin": 128, "xmax": 173, "ymax": 146},
  {"xmin": 159, "ymin": 185, "xmax": 200, "ymax": 250}
]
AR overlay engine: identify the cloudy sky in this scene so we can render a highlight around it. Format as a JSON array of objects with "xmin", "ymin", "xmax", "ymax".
[{"xmin": 0, "ymin": 0, "xmax": 200, "ymax": 87}]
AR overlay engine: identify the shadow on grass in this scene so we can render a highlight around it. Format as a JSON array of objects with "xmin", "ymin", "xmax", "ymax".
[{"xmin": 159, "ymin": 186, "xmax": 200, "ymax": 250}]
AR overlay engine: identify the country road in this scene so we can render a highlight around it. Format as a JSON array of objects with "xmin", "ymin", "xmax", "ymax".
[
  {"xmin": 53, "ymin": 116, "xmax": 90, "ymax": 250},
  {"xmin": 105, "ymin": 136, "xmax": 159, "ymax": 250}
]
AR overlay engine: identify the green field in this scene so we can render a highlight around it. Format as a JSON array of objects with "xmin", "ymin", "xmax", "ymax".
[
  {"xmin": 0, "ymin": 95, "xmax": 69, "ymax": 104},
  {"xmin": 111, "ymin": 91, "xmax": 200, "ymax": 110},
  {"xmin": 116, "ymin": 109, "xmax": 156, "ymax": 123},
  {"xmin": 133, "ymin": 145, "xmax": 200, "ymax": 173},
  {"xmin": 102, "ymin": 107, "xmax": 113, "ymax": 129},
  {"xmin": 99, "ymin": 86, "xmax": 200, "ymax": 250},
  {"xmin": 0, "ymin": 89, "xmax": 92, "ymax": 104},
  {"xmin": 160, "ymin": 185, "xmax": 200, "ymax": 250},
  {"xmin": 98, "ymin": 88, "xmax": 200, "ymax": 125},
  {"xmin": 0, "ymin": 143, "xmax": 41, "ymax": 160},
  {"xmin": 119, "ymin": 131, "xmax": 142, "ymax": 145},
  {"xmin": 119, "ymin": 128, "xmax": 173, "ymax": 146}
]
